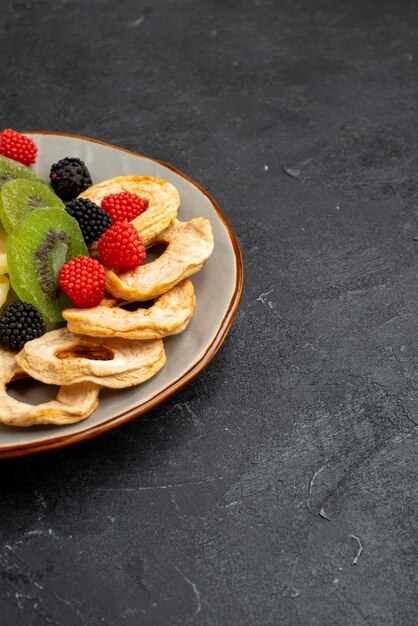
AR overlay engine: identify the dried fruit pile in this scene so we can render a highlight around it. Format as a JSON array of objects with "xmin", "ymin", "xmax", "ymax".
[{"xmin": 0, "ymin": 130, "xmax": 214, "ymax": 427}]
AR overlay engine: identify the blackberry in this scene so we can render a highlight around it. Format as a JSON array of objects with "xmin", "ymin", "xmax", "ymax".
[
  {"xmin": 0, "ymin": 301, "xmax": 46, "ymax": 351},
  {"xmin": 49, "ymin": 157, "xmax": 92, "ymax": 201},
  {"xmin": 65, "ymin": 198, "xmax": 112, "ymax": 244}
]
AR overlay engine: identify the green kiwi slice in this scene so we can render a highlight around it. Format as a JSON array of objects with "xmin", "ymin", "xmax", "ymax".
[
  {"xmin": 0, "ymin": 155, "xmax": 44, "ymax": 189},
  {"xmin": 0, "ymin": 179, "xmax": 64, "ymax": 233},
  {"xmin": 7, "ymin": 208, "xmax": 88, "ymax": 324}
]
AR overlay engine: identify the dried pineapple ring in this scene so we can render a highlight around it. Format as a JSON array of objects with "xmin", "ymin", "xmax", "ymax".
[
  {"xmin": 63, "ymin": 279, "xmax": 196, "ymax": 340},
  {"xmin": 106, "ymin": 218, "xmax": 214, "ymax": 301},
  {"xmin": 0, "ymin": 349, "xmax": 99, "ymax": 427},
  {"xmin": 16, "ymin": 328, "xmax": 166, "ymax": 389},
  {"xmin": 79, "ymin": 176, "xmax": 180, "ymax": 247},
  {"xmin": 0, "ymin": 229, "xmax": 8, "ymax": 275},
  {"xmin": 0, "ymin": 275, "xmax": 10, "ymax": 308}
]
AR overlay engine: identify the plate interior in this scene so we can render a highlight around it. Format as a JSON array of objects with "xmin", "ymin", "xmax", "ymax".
[{"xmin": 0, "ymin": 134, "xmax": 241, "ymax": 452}]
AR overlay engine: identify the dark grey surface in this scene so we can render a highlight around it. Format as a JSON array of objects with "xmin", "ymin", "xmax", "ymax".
[{"xmin": 1, "ymin": 0, "xmax": 417, "ymax": 624}]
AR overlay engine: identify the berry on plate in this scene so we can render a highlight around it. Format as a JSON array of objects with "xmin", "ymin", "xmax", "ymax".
[
  {"xmin": 0, "ymin": 129, "xmax": 37, "ymax": 166},
  {"xmin": 0, "ymin": 301, "xmax": 46, "ymax": 351},
  {"xmin": 65, "ymin": 198, "xmax": 112, "ymax": 244},
  {"xmin": 50, "ymin": 157, "xmax": 92, "ymax": 202},
  {"xmin": 98, "ymin": 220, "xmax": 146, "ymax": 271},
  {"xmin": 59, "ymin": 257, "xmax": 106, "ymax": 308},
  {"xmin": 101, "ymin": 191, "xmax": 147, "ymax": 223}
]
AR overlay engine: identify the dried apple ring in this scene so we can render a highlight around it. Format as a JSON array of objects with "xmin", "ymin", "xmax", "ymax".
[
  {"xmin": 106, "ymin": 218, "xmax": 214, "ymax": 301},
  {"xmin": 79, "ymin": 176, "xmax": 180, "ymax": 247},
  {"xmin": 16, "ymin": 328, "xmax": 166, "ymax": 389},
  {"xmin": 63, "ymin": 278, "xmax": 196, "ymax": 340},
  {"xmin": 0, "ymin": 349, "xmax": 100, "ymax": 427}
]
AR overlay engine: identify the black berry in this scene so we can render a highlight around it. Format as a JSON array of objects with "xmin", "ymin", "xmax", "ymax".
[
  {"xmin": 65, "ymin": 198, "xmax": 112, "ymax": 244},
  {"xmin": 50, "ymin": 157, "xmax": 92, "ymax": 201},
  {"xmin": 0, "ymin": 301, "xmax": 46, "ymax": 351}
]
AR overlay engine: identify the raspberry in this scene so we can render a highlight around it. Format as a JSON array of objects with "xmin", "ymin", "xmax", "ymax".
[
  {"xmin": 59, "ymin": 257, "xmax": 106, "ymax": 308},
  {"xmin": 0, "ymin": 129, "xmax": 37, "ymax": 166},
  {"xmin": 101, "ymin": 191, "xmax": 147, "ymax": 223},
  {"xmin": 98, "ymin": 221, "xmax": 146, "ymax": 271}
]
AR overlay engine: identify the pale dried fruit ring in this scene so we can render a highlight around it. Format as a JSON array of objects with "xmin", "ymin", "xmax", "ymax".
[
  {"xmin": 79, "ymin": 176, "xmax": 180, "ymax": 247},
  {"xmin": 16, "ymin": 328, "xmax": 166, "ymax": 389},
  {"xmin": 63, "ymin": 278, "xmax": 196, "ymax": 340},
  {"xmin": 106, "ymin": 218, "xmax": 214, "ymax": 301},
  {"xmin": 0, "ymin": 349, "xmax": 100, "ymax": 427}
]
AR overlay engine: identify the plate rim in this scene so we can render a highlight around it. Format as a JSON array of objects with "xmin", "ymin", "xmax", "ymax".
[{"xmin": 0, "ymin": 131, "xmax": 244, "ymax": 459}]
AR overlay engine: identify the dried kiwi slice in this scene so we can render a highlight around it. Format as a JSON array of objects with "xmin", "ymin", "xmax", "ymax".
[
  {"xmin": 0, "ymin": 275, "xmax": 9, "ymax": 308},
  {"xmin": 0, "ymin": 155, "xmax": 44, "ymax": 189},
  {"xmin": 7, "ymin": 208, "xmax": 88, "ymax": 324},
  {"xmin": 0, "ymin": 179, "xmax": 64, "ymax": 233}
]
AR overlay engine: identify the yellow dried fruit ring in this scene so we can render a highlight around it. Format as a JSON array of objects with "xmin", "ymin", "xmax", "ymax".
[
  {"xmin": 16, "ymin": 328, "xmax": 166, "ymax": 389},
  {"xmin": 63, "ymin": 278, "xmax": 196, "ymax": 340},
  {"xmin": 106, "ymin": 218, "xmax": 214, "ymax": 301},
  {"xmin": 0, "ymin": 349, "xmax": 100, "ymax": 427}
]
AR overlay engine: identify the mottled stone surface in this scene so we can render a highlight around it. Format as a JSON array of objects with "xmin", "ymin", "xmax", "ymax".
[{"xmin": 0, "ymin": 0, "xmax": 417, "ymax": 624}]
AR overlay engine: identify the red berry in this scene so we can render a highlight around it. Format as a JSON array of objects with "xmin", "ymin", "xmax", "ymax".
[
  {"xmin": 101, "ymin": 191, "xmax": 147, "ymax": 223},
  {"xmin": 98, "ymin": 220, "xmax": 146, "ymax": 271},
  {"xmin": 59, "ymin": 257, "xmax": 106, "ymax": 308},
  {"xmin": 0, "ymin": 129, "xmax": 37, "ymax": 166}
]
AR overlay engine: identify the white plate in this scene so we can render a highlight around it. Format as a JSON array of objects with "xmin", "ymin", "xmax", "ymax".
[{"xmin": 0, "ymin": 133, "xmax": 243, "ymax": 458}]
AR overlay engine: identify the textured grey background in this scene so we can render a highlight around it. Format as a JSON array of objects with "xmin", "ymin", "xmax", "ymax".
[{"xmin": 0, "ymin": 0, "xmax": 417, "ymax": 625}]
